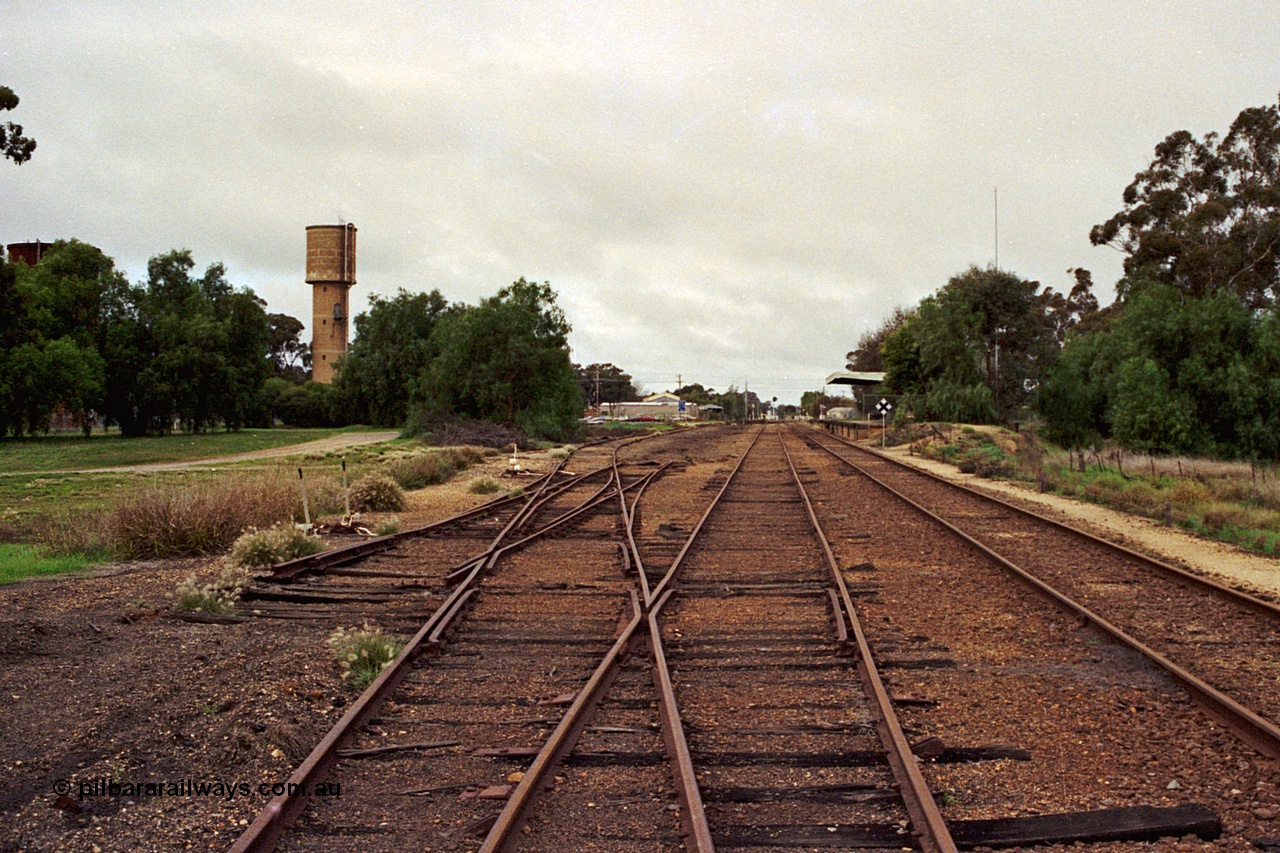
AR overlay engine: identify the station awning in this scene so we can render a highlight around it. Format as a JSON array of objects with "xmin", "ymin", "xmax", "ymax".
[{"xmin": 824, "ymin": 371, "xmax": 887, "ymax": 387}]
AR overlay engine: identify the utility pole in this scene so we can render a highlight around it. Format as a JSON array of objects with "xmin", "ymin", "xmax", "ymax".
[
  {"xmin": 994, "ymin": 186, "xmax": 999, "ymax": 269},
  {"xmin": 594, "ymin": 367, "xmax": 600, "ymax": 412}
]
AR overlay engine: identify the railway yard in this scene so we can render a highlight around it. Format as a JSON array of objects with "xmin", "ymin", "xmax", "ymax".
[{"xmin": 2, "ymin": 423, "xmax": 1280, "ymax": 852}]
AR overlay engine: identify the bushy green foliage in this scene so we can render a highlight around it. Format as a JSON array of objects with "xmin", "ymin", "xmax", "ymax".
[
  {"xmin": 882, "ymin": 267, "xmax": 1092, "ymax": 423},
  {"xmin": 1090, "ymin": 94, "xmax": 1280, "ymax": 311},
  {"xmin": 274, "ymin": 381, "xmax": 339, "ymax": 427},
  {"xmin": 348, "ymin": 474, "xmax": 405, "ymax": 512},
  {"xmin": 1, "ymin": 85, "xmax": 36, "ymax": 165},
  {"xmin": 1040, "ymin": 283, "xmax": 1280, "ymax": 457},
  {"xmin": 327, "ymin": 624, "xmax": 404, "ymax": 689},
  {"xmin": 229, "ymin": 523, "xmax": 324, "ymax": 567},
  {"xmin": 415, "ymin": 279, "xmax": 582, "ymax": 441},
  {"xmin": 0, "ymin": 242, "xmax": 310, "ymax": 438},
  {"xmin": 332, "ymin": 289, "xmax": 449, "ymax": 427}
]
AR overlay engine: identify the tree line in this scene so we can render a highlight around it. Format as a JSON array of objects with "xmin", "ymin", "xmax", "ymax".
[
  {"xmin": 0, "ymin": 240, "xmax": 589, "ymax": 441},
  {"xmin": 874, "ymin": 93, "xmax": 1280, "ymax": 460},
  {"xmin": 0, "ymin": 241, "xmax": 309, "ymax": 437},
  {"xmin": 273, "ymin": 279, "xmax": 584, "ymax": 442}
]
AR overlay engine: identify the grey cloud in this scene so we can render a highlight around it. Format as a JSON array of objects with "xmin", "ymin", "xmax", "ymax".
[{"xmin": 4, "ymin": 1, "xmax": 1280, "ymax": 403}]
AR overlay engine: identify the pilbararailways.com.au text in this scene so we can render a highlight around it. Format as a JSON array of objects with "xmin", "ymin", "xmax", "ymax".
[{"xmin": 53, "ymin": 778, "xmax": 342, "ymax": 801}]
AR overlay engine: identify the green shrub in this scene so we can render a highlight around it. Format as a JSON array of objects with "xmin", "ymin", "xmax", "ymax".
[
  {"xmin": 327, "ymin": 624, "xmax": 404, "ymax": 689},
  {"xmin": 467, "ymin": 476, "xmax": 502, "ymax": 495},
  {"xmin": 230, "ymin": 523, "xmax": 325, "ymax": 567},
  {"xmin": 375, "ymin": 517, "xmax": 401, "ymax": 536},
  {"xmin": 172, "ymin": 564, "xmax": 251, "ymax": 615},
  {"xmin": 348, "ymin": 474, "xmax": 406, "ymax": 512}
]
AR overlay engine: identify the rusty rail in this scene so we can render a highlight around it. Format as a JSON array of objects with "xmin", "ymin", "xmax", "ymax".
[
  {"xmin": 779, "ymin": 430, "xmax": 958, "ymax": 853},
  {"xmin": 798, "ymin": 427, "xmax": 1280, "ymax": 760},
  {"xmin": 647, "ymin": 425, "xmax": 765, "ymax": 606},
  {"xmin": 647, "ymin": 589, "xmax": 716, "ymax": 853},
  {"xmin": 478, "ymin": 590, "xmax": 646, "ymax": 852},
  {"xmin": 809, "ymin": 426, "xmax": 1280, "ymax": 622},
  {"xmin": 229, "ymin": 447, "xmax": 663, "ymax": 852}
]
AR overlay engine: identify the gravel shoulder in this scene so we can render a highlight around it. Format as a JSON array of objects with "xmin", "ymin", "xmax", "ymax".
[{"xmin": 877, "ymin": 442, "xmax": 1280, "ymax": 599}]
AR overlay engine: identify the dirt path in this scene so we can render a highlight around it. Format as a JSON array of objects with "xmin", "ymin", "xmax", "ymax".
[
  {"xmin": 878, "ymin": 443, "xmax": 1280, "ymax": 599},
  {"xmin": 1, "ymin": 430, "xmax": 402, "ymax": 476}
]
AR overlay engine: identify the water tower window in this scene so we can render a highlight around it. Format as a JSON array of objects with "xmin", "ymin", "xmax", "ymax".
[{"xmin": 333, "ymin": 303, "xmax": 345, "ymax": 320}]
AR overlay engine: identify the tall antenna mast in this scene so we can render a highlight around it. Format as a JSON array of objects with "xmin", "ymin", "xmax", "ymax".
[{"xmin": 993, "ymin": 186, "xmax": 999, "ymax": 269}]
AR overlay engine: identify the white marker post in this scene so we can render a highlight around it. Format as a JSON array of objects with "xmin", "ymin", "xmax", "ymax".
[{"xmin": 875, "ymin": 398, "xmax": 893, "ymax": 447}]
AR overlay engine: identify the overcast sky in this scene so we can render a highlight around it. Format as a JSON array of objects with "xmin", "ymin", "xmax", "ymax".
[{"xmin": 3, "ymin": 2, "xmax": 1278, "ymax": 404}]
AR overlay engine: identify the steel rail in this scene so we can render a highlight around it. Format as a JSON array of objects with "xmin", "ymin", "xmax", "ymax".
[
  {"xmin": 227, "ymin": 564, "xmax": 484, "ymax": 853},
  {"xmin": 229, "ymin": 455, "xmax": 656, "ymax": 852},
  {"xmin": 264, "ymin": 474, "xmax": 553, "ymax": 581},
  {"xmin": 612, "ymin": 454, "xmax": 659, "ymax": 604},
  {"xmin": 478, "ymin": 590, "xmax": 646, "ymax": 852},
  {"xmin": 808, "ymin": 426, "xmax": 1280, "ymax": 621},
  {"xmin": 647, "ymin": 589, "xmax": 716, "ymax": 853},
  {"xmin": 631, "ymin": 426, "xmax": 778, "ymax": 851},
  {"xmin": 472, "ymin": 432, "xmax": 702, "ymax": 849},
  {"xmin": 442, "ymin": 464, "xmax": 619, "ymax": 584},
  {"xmin": 779, "ymin": 429, "xmax": 958, "ymax": 853},
  {"xmin": 647, "ymin": 425, "xmax": 765, "ymax": 606},
  {"xmin": 795, "ymin": 427, "xmax": 1280, "ymax": 760}
]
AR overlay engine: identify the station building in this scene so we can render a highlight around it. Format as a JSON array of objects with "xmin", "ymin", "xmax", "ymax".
[{"xmin": 601, "ymin": 392, "xmax": 700, "ymax": 420}]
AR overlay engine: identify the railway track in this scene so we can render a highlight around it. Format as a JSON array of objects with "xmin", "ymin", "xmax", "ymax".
[
  {"xmin": 227, "ymin": 427, "xmax": 755, "ymax": 851},
  {"xmin": 476, "ymin": 425, "xmax": 963, "ymax": 852},
  {"xmin": 796, "ymin": 425, "xmax": 1280, "ymax": 760},
  {"xmin": 224, "ymin": 424, "xmax": 1272, "ymax": 851}
]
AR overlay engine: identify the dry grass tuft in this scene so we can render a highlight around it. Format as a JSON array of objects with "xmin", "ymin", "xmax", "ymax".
[
  {"xmin": 327, "ymin": 624, "xmax": 404, "ymax": 689},
  {"xmin": 467, "ymin": 476, "xmax": 502, "ymax": 495},
  {"xmin": 230, "ymin": 523, "xmax": 325, "ymax": 567},
  {"xmin": 110, "ymin": 474, "xmax": 305, "ymax": 559},
  {"xmin": 348, "ymin": 474, "xmax": 406, "ymax": 512},
  {"xmin": 172, "ymin": 564, "xmax": 251, "ymax": 614},
  {"xmin": 388, "ymin": 446, "xmax": 490, "ymax": 490}
]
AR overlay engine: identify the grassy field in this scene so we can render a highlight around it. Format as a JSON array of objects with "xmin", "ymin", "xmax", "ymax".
[
  {"xmin": 0, "ymin": 544, "xmax": 103, "ymax": 585},
  {"xmin": 0, "ymin": 426, "xmax": 383, "ymax": 473}
]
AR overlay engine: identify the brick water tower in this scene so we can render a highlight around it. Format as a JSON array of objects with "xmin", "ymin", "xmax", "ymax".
[{"xmin": 306, "ymin": 223, "xmax": 356, "ymax": 384}]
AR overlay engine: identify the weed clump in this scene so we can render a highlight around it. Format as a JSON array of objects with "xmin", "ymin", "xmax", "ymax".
[
  {"xmin": 327, "ymin": 624, "xmax": 404, "ymax": 689},
  {"xmin": 374, "ymin": 517, "xmax": 401, "ymax": 536},
  {"xmin": 348, "ymin": 474, "xmax": 406, "ymax": 512},
  {"xmin": 468, "ymin": 476, "xmax": 502, "ymax": 495},
  {"xmin": 230, "ymin": 523, "xmax": 325, "ymax": 568},
  {"xmin": 172, "ymin": 564, "xmax": 251, "ymax": 615},
  {"xmin": 109, "ymin": 473, "xmax": 329, "ymax": 559},
  {"xmin": 388, "ymin": 447, "xmax": 488, "ymax": 490}
]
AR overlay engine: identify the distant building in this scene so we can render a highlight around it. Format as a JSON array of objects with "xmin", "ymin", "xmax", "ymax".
[{"xmin": 602, "ymin": 392, "xmax": 700, "ymax": 420}]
